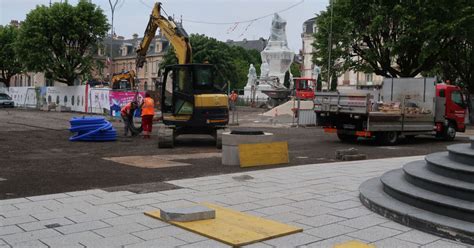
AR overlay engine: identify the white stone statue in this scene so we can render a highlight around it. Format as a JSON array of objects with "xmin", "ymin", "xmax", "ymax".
[
  {"xmin": 260, "ymin": 62, "xmax": 270, "ymax": 79},
  {"xmin": 246, "ymin": 64, "xmax": 257, "ymax": 88},
  {"xmin": 260, "ymin": 13, "xmax": 294, "ymax": 88},
  {"xmin": 313, "ymin": 66, "xmax": 321, "ymax": 81},
  {"xmin": 289, "ymin": 71, "xmax": 294, "ymax": 90}
]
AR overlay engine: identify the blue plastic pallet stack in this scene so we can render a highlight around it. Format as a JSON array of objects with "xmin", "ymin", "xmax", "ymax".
[{"xmin": 69, "ymin": 116, "xmax": 117, "ymax": 141}]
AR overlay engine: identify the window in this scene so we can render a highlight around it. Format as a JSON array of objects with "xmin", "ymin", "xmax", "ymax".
[
  {"xmin": 0, "ymin": 94, "xmax": 11, "ymax": 100},
  {"xmin": 451, "ymin": 91, "xmax": 464, "ymax": 107},
  {"xmin": 192, "ymin": 66, "xmax": 223, "ymax": 92},
  {"xmin": 164, "ymin": 71, "xmax": 174, "ymax": 109},
  {"xmin": 365, "ymin": 73, "xmax": 373, "ymax": 83},
  {"xmin": 175, "ymin": 67, "xmax": 192, "ymax": 94},
  {"xmin": 297, "ymin": 80, "xmax": 310, "ymax": 90},
  {"xmin": 194, "ymin": 68, "xmax": 212, "ymax": 88}
]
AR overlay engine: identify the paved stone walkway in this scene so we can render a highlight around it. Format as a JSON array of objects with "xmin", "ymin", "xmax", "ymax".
[{"xmin": 0, "ymin": 156, "xmax": 472, "ymax": 248}]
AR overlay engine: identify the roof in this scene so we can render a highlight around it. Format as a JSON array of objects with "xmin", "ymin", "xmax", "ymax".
[
  {"xmin": 225, "ymin": 38, "xmax": 267, "ymax": 52},
  {"xmin": 303, "ymin": 17, "xmax": 316, "ymax": 34},
  {"xmin": 101, "ymin": 34, "xmax": 169, "ymax": 58}
]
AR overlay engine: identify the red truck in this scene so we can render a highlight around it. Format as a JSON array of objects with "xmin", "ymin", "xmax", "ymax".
[{"xmin": 314, "ymin": 78, "xmax": 467, "ymax": 145}]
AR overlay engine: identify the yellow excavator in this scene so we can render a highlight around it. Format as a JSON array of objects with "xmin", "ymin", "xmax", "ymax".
[
  {"xmin": 111, "ymin": 70, "xmax": 136, "ymax": 91},
  {"xmin": 136, "ymin": 2, "xmax": 229, "ymax": 148}
]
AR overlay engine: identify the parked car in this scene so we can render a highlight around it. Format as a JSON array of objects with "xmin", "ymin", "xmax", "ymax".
[{"xmin": 0, "ymin": 93, "xmax": 14, "ymax": 108}]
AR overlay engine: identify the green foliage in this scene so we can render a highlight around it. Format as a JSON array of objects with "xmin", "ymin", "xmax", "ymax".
[
  {"xmin": 161, "ymin": 34, "xmax": 261, "ymax": 90},
  {"xmin": 16, "ymin": 0, "xmax": 109, "ymax": 86},
  {"xmin": 0, "ymin": 25, "xmax": 22, "ymax": 87},
  {"xmin": 313, "ymin": 0, "xmax": 469, "ymax": 80},
  {"xmin": 290, "ymin": 63, "xmax": 301, "ymax": 78},
  {"xmin": 432, "ymin": 5, "xmax": 474, "ymax": 93},
  {"xmin": 312, "ymin": 1, "xmax": 353, "ymax": 83}
]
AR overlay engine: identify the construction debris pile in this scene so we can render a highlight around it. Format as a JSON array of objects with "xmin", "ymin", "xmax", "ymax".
[{"xmin": 375, "ymin": 102, "xmax": 432, "ymax": 115}]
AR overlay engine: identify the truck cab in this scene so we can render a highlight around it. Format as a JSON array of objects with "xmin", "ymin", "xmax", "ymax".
[
  {"xmin": 435, "ymin": 84, "xmax": 467, "ymax": 138},
  {"xmin": 294, "ymin": 78, "xmax": 316, "ymax": 100}
]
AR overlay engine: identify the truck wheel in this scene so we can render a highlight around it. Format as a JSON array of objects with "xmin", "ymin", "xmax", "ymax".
[
  {"xmin": 443, "ymin": 123, "xmax": 456, "ymax": 141},
  {"xmin": 377, "ymin": 131, "xmax": 398, "ymax": 145},
  {"xmin": 337, "ymin": 133, "xmax": 357, "ymax": 143}
]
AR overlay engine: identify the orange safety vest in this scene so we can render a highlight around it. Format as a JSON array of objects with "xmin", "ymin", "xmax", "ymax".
[{"xmin": 141, "ymin": 97, "xmax": 154, "ymax": 116}]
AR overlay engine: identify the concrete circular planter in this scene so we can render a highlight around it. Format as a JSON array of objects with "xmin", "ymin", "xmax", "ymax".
[{"xmin": 221, "ymin": 131, "xmax": 274, "ymax": 166}]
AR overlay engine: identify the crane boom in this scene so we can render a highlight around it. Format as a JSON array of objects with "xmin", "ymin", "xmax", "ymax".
[{"xmin": 136, "ymin": 2, "xmax": 192, "ymax": 68}]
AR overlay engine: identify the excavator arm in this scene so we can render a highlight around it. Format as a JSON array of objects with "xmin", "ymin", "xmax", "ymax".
[{"xmin": 136, "ymin": 2, "xmax": 192, "ymax": 68}]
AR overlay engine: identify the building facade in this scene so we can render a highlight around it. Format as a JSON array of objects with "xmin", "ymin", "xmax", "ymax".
[{"xmin": 100, "ymin": 32, "xmax": 169, "ymax": 91}]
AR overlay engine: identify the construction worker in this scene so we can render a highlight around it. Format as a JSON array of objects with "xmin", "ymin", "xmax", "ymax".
[
  {"xmin": 229, "ymin": 90, "xmax": 238, "ymax": 110},
  {"xmin": 141, "ymin": 92, "xmax": 155, "ymax": 139},
  {"xmin": 120, "ymin": 101, "xmax": 137, "ymax": 136}
]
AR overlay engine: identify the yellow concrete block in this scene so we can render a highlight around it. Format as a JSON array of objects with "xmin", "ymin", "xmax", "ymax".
[
  {"xmin": 145, "ymin": 202, "xmax": 302, "ymax": 247},
  {"xmin": 333, "ymin": 240, "xmax": 376, "ymax": 248},
  {"xmin": 238, "ymin": 142, "xmax": 289, "ymax": 167}
]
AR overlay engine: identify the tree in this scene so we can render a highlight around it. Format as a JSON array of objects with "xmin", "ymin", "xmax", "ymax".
[
  {"xmin": 161, "ymin": 34, "xmax": 261, "ymax": 90},
  {"xmin": 290, "ymin": 63, "xmax": 301, "ymax": 78},
  {"xmin": 434, "ymin": 5, "xmax": 474, "ymax": 93},
  {"xmin": 0, "ymin": 25, "xmax": 22, "ymax": 87},
  {"xmin": 312, "ymin": 2, "xmax": 352, "ymax": 85},
  {"xmin": 16, "ymin": 0, "xmax": 109, "ymax": 86},
  {"xmin": 313, "ymin": 0, "xmax": 466, "ymax": 79}
]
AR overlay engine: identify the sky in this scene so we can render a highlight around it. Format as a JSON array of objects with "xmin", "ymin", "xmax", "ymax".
[{"xmin": 0, "ymin": 0, "xmax": 328, "ymax": 52}]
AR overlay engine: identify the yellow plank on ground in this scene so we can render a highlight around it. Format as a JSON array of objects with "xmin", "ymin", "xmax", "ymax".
[
  {"xmin": 238, "ymin": 142, "xmax": 289, "ymax": 167},
  {"xmin": 144, "ymin": 202, "xmax": 302, "ymax": 247},
  {"xmin": 333, "ymin": 240, "xmax": 376, "ymax": 248}
]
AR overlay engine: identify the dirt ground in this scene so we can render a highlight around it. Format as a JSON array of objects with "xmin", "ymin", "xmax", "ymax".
[{"xmin": 0, "ymin": 108, "xmax": 470, "ymax": 199}]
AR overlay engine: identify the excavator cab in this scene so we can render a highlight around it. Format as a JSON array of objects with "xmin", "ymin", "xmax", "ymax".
[{"xmin": 161, "ymin": 63, "xmax": 228, "ymax": 126}]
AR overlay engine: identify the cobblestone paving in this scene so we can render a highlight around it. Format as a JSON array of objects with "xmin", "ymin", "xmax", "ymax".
[{"xmin": 0, "ymin": 156, "xmax": 471, "ymax": 247}]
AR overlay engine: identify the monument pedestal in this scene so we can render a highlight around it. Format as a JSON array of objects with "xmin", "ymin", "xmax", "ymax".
[
  {"xmin": 243, "ymin": 84, "xmax": 273, "ymax": 102},
  {"xmin": 359, "ymin": 137, "xmax": 474, "ymax": 245}
]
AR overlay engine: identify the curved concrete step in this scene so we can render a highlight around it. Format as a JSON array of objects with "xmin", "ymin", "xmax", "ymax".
[
  {"xmin": 360, "ymin": 177, "xmax": 474, "ymax": 245},
  {"xmin": 425, "ymin": 152, "xmax": 474, "ymax": 183},
  {"xmin": 380, "ymin": 169, "xmax": 474, "ymax": 222},
  {"xmin": 403, "ymin": 161, "xmax": 474, "ymax": 201},
  {"xmin": 447, "ymin": 144, "xmax": 474, "ymax": 165}
]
